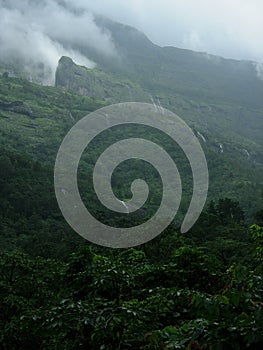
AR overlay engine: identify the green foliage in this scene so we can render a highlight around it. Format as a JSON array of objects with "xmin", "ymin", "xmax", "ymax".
[
  {"xmin": 1, "ymin": 238, "xmax": 263, "ymax": 349},
  {"xmin": 0, "ymin": 149, "xmax": 84, "ymax": 258},
  {"xmin": 250, "ymin": 224, "xmax": 263, "ymax": 265},
  {"xmin": 0, "ymin": 73, "xmax": 263, "ymax": 219},
  {"xmin": 1, "ymin": 22, "xmax": 263, "ymax": 348},
  {"xmin": 216, "ymin": 198, "xmax": 245, "ymax": 225},
  {"xmin": 0, "ymin": 138, "xmax": 261, "ymax": 349},
  {"xmin": 0, "ymin": 75, "xmax": 105, "ymax": 163},
  {"xmin": 254, "ymin": 210, "xmax": 263, "ymax": 226}
]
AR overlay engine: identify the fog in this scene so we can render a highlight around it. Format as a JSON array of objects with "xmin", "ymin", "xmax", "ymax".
[
  {"xmin": 79, "ymin": 0, "xmax": 263, "ymax": 63},
  {"xmin": 1, "ymin": 0, "xmax": 263, "ymax": 84},
  {"xmin": 0, "ymin": 0, "xmax": 116, "ymax": 84}
]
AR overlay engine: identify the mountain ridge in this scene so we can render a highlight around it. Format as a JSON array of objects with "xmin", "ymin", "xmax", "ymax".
[{"xmin": 0, "ymin": 16, "xmax": 262, "ymax": 218}]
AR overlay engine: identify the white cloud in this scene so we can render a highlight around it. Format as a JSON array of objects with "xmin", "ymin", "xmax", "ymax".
[
  {"xmin": 0, "ymin": 0, "xmax": 116, "ymax": 85},
  {"xmin": 73, "ymin": 0, "xmax": 263, "ymax": 63},
  {"xmin": 1, "ymin": 0, "xmax": 263, "ymax": 85},
  {"xmin": 253, "ymin": 62, "xmax": 263, "ymax": 80}
]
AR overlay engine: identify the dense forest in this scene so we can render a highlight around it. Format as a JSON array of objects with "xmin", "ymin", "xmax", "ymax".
[
  {"xmin": 0, "ymin": 10, "xmax": 263, "ymax": 349},
  {"xmin": 0, "ymin": 145, "xmax": 263, "ymax": 349}
]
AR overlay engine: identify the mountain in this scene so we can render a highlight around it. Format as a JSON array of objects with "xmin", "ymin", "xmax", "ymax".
[
  {"xmin": 55, "ymin": 17, "xmax": 263, "ymax": 153},
  {"xmin": 0, "ymin": 16, "xmax": 262, "ymax": 220},
  {"xmin": 1, "ymin": 13, "xmax": 263, "ymax": 350},
  {"xmin": 55, "ymin": 56, "xmax": 149, "ymax": 102},
  {"xmin": 90, "ymin": 16, "xmax": 263, "ymax": 108},
  {"xmin": 53, "ymin": 17, "xmax": 263, "ymax": 218}
]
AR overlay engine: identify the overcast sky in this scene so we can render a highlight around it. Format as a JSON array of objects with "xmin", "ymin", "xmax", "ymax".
[
  {"xmin": 75, "ymin": 0, "xmax": 263, "ymax": 63},
  {"xmin": 1, "ymin": 0, "xmax": 263, "ymax": 84}
]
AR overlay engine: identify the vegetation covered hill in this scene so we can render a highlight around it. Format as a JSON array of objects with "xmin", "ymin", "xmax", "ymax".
[
  {"xmin": 94, "ymin": 17, "xmax": 263, "ymax": 110},
  {"xmin": 0, "ymin": 74, "xmax": 105, "ymax": 161},
  {"xmin": 2, "ymin": 73, "xmax": 260, "ymax": 218},
  {"xmin": 0, "ymin": 70, "xmax": 263, "ymax": 349},
  {"xmin": 54, "ymin": 19, "xmax": 263, "ymax": 218},
  {"xmin": 56, "ymin": 17, "xmax": 263, "ymax": 168},
  {"xmin": 0, "ymin": 16, "xmax": 263, "ymax": 350}
]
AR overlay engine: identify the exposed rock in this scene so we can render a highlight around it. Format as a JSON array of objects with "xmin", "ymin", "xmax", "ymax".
[{"xmin": 55, "ymin": 56, "xmax": 148, "ymax": 102}]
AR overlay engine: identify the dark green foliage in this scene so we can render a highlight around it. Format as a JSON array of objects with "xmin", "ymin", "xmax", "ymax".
[
  {"xmin": 0, "ymin": 149, "xmax": 84, "ymax": 258},
  {"xmin": 254, "ymin": 209, "xmax": 263, "ymax": 226},
  {"xmin": 0, "ymin": 75, "xmax": 105, "ymax": 162},
  {"xmin": 0, "ymin": 239, "xmax": 262, "ymax": 349},
  {"xmin": 250, "ymin": 224, "xmax": 263, "ymax": 266},
  {"xmin": 0, "ymin": 144, "xmax": 262, "ymax": 349},
  {"xmin": 1, "ymin": 19, "xmax": 263, "ymax": 348},
  {"xmin": 0, "ymin": 73, "xmax": 262, "ymax": 217}
]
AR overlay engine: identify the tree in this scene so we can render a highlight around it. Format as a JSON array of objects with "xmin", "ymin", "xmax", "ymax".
[
  {"xmin": 250, "ymin": 224, "xmax": 263, "ymax": 265},
  {"xmin": 216, "ymin": 198, "xmax": 244, "ymax": 225}
]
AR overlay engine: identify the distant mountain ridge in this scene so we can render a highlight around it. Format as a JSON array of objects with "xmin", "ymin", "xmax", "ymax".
[
  {"xmin": 92, "ymin": 16, "xmax": 263, "ymax": 109},
  {"xmin": 0, "ymin": 16, "xmax": 262, "ymax": 218},
  {"xmin": 53, "ymin": 16, "xmax": 263, "ymax": 218},
  {"xmin": 54, "ymin": 17, "xmax": 263, "ymax": 159}
]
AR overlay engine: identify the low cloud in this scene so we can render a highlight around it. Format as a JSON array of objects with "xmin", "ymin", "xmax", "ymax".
[
  {"xmin": 253, "ymin": 62, "xmax": 263, "ymax": 80},
  {"xmin": 0, "ymin": 0, "xmax": 116, "ymax": 85},
  {"xmin": 1, "ymin": 0, "xmax": 263, "ymax": 84},
  {"xmin": 74, "ymin": 0, "xmax": 263, "ymax": 64}
]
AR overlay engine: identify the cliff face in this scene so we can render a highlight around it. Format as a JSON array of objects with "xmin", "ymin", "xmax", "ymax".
[
  {"xmin": 55, "ymin": 56, "xmax": 94, "ymax": 96},
  {"xmin": 55, "ymin": 56, "xmax": 148, "ymax": 102}
]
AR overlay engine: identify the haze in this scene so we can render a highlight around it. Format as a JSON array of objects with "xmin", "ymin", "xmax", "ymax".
[
  {"xmin": 1, "ymin": 0, "xmax": 263, "ymax": 84},
  {"xmin": 82, "ymin": 0, "xmax": 263, "ymax": 63}
]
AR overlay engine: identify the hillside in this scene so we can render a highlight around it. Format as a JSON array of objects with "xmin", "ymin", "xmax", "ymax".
[
  {"xmin": 54, "ymin": 19, "xmax": 263, "ymax": 218},
  {"xmin": 55, "ymin": 17, "xmax": 263, "ymax": 163},
  {"xmin": 0, "ymin": 73, "xmax": 262, "ymax": 220},
  {"xmin": 1, "ymin": 13, "xmax": 263, "ymax": 350},
  {"xmin": 95, "ymin": 17, "xmax": 263, "ymax": 109}
]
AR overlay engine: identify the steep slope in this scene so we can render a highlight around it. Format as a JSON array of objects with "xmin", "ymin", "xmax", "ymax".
[
  {"xmin": 0, "ymin": 74, "xmax": 262, "ymax": 220},
  {"xmin": 53, "ymin": 18, "xmax": 263, "ymax": 218},
  {"xmin": 55, "ymin": 56, "xmax": 149, "ymax": 102},
  {"xmin": 0, "ymin": 17, "xmax": 262, "ymax": 224},
  {"xmin": 0, "ymin": 74, "xmax": 105, "ymax": 161},
  {"xmin": 55, "ymin": 17, "xmax": 263, "ymax": 153},
  {"xmin": 93, "ymin": 17, "xmax": 263, "ymax": 109}
]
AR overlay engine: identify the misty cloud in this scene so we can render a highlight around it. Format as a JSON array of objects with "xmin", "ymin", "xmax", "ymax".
[
  {"xmin": 1, "ymin": 0, "xmax": 263, "ymax": 85},
  {"xmin": 0, "ymin": 0, "xmax": 116, "ymax": 85},
  {"xmin": 254, "ymin": 62, "xmax": 263, "ymax": 80},
  {"xmin": 75, "ymin": 0, "xmax": 263, "ymax": 64}
]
